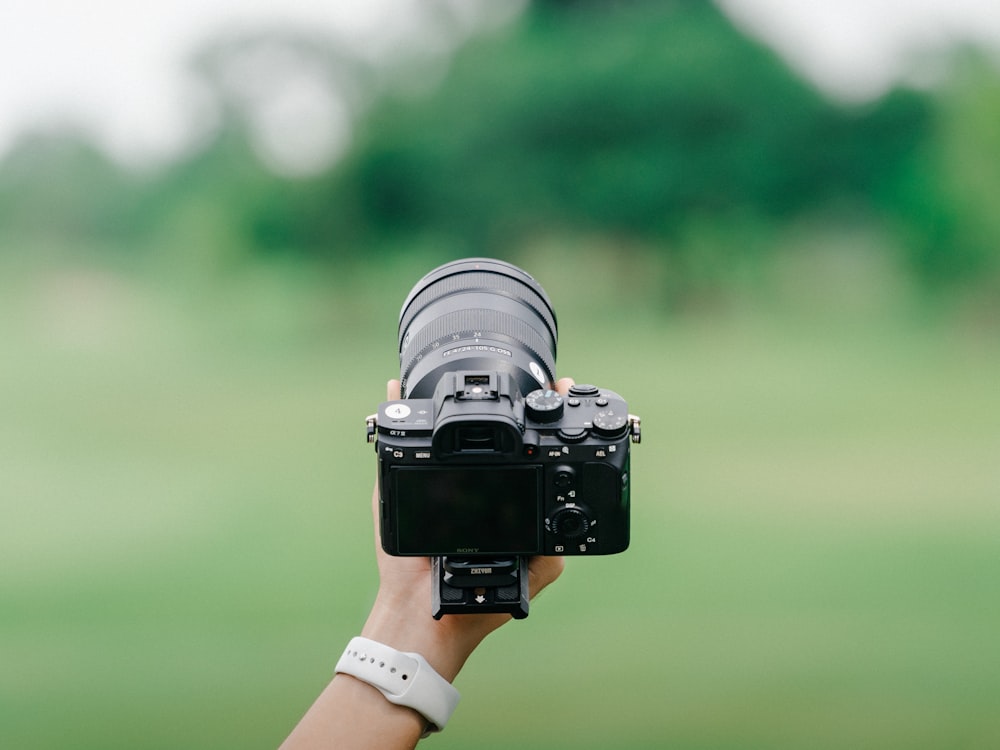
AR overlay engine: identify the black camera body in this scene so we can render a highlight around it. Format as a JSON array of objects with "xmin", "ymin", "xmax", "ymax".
[
  {"xmin": 372, "ymin": 371, "xmax": 634, "ymax": 559},
  {"xmin": 365, "ymin": 258, "xmax": 640, "ymax": 618}
]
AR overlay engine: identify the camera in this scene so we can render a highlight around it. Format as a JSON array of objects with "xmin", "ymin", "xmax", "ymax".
[{"xmin": 365, "ymin": 258, "xmax": 640, "ymax": 618}]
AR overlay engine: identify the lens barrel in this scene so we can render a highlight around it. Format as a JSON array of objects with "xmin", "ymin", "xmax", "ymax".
[{"xmin": 398, "ymin": 258, "xmax": 558, "ymax": 398}]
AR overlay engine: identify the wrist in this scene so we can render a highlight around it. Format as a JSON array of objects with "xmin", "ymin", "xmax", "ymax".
[
  {"xmin": 361, "ymin": 593, "xmax": 488, "ymax": 682},
  {"xmin": 335, "ymin": 636, "xmax": 461, "ymax": 735}
]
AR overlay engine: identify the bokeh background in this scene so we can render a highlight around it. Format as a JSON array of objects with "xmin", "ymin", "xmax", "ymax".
[{"xmin": 2, "ymin": 1, "xmax": 999, "ymax": 748}]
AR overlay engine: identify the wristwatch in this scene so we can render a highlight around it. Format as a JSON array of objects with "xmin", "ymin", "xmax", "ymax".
[{"xmin": 335, "ymin": 636, "xmax": 461, "ymax": 735}]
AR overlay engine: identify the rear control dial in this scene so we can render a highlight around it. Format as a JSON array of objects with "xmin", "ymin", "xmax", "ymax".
[{"xmin": 551, "ymin": 507, "xmax": 591, "ymax": 540}]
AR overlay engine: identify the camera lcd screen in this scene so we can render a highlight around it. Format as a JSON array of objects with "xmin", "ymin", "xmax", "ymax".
[{"xmin": 391, "ymin": 467, "xmax": 541, "ymax": 555}]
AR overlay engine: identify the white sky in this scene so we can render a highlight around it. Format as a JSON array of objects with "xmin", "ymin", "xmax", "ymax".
[
  {"xmin": 0, "ymin": 0, "xmax": 379, "ymax": 163},
  {"xmin": 719, "ymin": 0, "xmax": 1000, "ymax": 98},
  {"xmin": 1, "ymin": 0, "xmax": 999, "ymax": 173}
]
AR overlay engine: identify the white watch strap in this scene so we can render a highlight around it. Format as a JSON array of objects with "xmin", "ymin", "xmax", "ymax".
[{"xmin": 335, "ymin": 636, "xmax": 461, "ymax": 734}]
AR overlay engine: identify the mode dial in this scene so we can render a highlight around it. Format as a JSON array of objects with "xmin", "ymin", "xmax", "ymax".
[{"xmin": 525, "ymin": 388, "xmax": 564, "ymax": 423}]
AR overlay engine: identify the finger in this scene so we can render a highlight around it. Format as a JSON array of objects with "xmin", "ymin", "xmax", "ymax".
[
  {"xmin": 387, "ymin": 379, "xmax": 401, "ymax": 400},
  {"xmin": 554, "ymin": 376, "xmax": 575, "ymax": 396},
  {"xmin": 526, "ymin": 555, "xmax": 566, "ymax": 600}
]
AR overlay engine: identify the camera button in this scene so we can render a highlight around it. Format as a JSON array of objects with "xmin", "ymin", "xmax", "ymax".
[{"xmin": 567, "ymin": 398, "xmax": 581, "ymax": 407}]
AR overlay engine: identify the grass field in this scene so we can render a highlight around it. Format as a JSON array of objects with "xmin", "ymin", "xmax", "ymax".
[{"xmin": 2, "ymin": 259, "xmax": 999, "ymax": 749}]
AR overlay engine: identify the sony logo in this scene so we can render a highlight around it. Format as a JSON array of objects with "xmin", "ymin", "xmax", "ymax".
[{"xmin": 455, "ymin": 547, "xmax": 480, "ymax": 553}]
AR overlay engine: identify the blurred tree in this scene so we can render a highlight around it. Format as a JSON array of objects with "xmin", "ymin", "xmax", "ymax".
[
  {"xmin": 884, "ymin": 49, "xmax": 1000, "ymax": 301},
  {"xmin": 313, "ymin": 0, "xmax": 930, "ymax": 293},
  {"xmin": 0, "ymin": 129, "xmax": 145, "ymax": 243},
  {"xmin": 188, "ymin": 28, "xmax": 377, "ymax": 177},
  {"xmin": 4, "ymin": 0, "xmax": 999, "ymax": 313}
]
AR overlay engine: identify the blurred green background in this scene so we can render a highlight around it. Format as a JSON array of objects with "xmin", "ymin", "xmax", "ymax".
[{"xmin": 2, "ymin": 2, "xmax": 999, "ymax": 748}]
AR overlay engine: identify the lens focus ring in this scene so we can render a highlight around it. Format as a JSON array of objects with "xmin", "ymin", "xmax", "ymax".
[
  {"xmin": 399, "ymin": 271, "xmax": 556, "ymax": 351},
  {"xmin": 401, "ymin": 308, "xmax": 555, "ymax": 386}
]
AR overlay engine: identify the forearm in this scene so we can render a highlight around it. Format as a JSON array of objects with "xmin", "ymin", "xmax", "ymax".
[
  {"xmin": 279, "ymin": 671, "xmax": 426, "ymax": 750},
  {"xmin": 279, "ymin": 595, "xmax": 494, "ymax": 750}
]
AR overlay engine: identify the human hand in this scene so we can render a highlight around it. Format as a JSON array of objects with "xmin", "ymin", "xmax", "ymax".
[
  {"xmin": 361, "ymin": 377, "xmax": 574, "ymax": 681},
  {"xmin": 280, "ymin": 377, "xmax": 573, "ymax": 750}
]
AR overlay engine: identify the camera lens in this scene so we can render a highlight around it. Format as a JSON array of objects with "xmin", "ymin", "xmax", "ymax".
[{"xmin": 397, "ymin": 258, "xmax": 558, "ymax": 398}]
